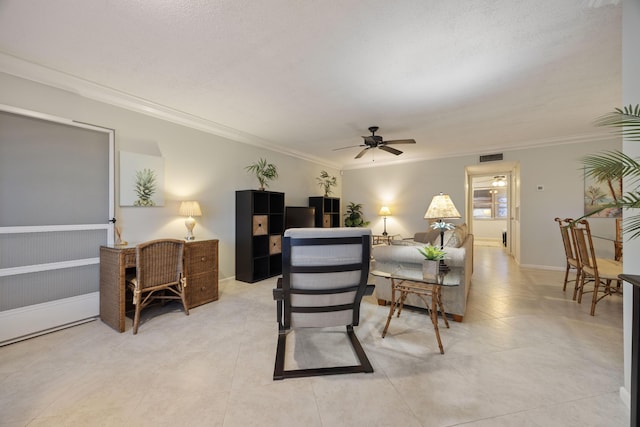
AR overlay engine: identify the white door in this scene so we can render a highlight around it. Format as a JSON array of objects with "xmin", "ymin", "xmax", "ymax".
[{"xmin": 0, "ymin": 105, "xmax": 114, "ymax": 345}]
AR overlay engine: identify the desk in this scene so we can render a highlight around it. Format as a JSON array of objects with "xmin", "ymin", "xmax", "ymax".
[
  {"xmin": 99, "ymin": 239, "xmax": 218, "ymax": 332},
  {"xmin": 372, "ymin": 268, "xmax": 460, "ymax": 354}
]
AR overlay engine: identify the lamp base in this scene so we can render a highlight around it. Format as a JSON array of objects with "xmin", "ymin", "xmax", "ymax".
[{"xmin": 184, "ymin": 217, "xmax": 196, "ymax": 241}]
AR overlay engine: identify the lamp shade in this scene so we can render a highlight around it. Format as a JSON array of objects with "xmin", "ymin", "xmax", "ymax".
[
  {"xmin": 378, "ymin": 206, "xmax": 391, "ymax": 216},
  {"xmin": 179, "ymin": 201, "xmax": 202, "ymax": 217},
  {"xmin": 424, "ymin": 193, "xmax": 461, "ymax": 219}
]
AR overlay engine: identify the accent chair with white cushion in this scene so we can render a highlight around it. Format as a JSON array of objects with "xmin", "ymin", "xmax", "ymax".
[{"xmin": 273, "ymin": 227, "xmax": 374, "ymax": 380}]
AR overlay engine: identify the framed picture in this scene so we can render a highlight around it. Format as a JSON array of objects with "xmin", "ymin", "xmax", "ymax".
[
  {"xmin": 119, "ymin": 151, "xmax": 165, "ymax": 207},
  {"xmin": 584, "ymin": 169, "xmax": 621, "ymax": 218}
]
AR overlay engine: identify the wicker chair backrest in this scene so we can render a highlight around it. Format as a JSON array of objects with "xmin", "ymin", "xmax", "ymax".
[{"xmin": 135, "ymin": 239, "xmax": 184, "ymax": 290}]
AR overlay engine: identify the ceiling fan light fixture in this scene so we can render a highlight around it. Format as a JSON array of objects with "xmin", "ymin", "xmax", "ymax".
[{"xmin": 492, "ymin": 175, "xmax": 507, "ymax": 187}]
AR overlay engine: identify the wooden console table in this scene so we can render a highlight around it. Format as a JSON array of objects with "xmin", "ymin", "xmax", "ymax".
[{"xmin": 99, "ymin": 239, "xmax": 218, "ymax": 332}]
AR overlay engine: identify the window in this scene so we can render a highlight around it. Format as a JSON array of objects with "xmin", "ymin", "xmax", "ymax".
[{"xmin": 473, "ymin": 188, "xmax": 507, "ymax": 219}]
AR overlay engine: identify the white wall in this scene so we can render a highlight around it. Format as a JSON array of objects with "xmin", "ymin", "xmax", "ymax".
[
  {"xmin": 342, "ymin": 155, "xmax": 474, "ymax": 239},
  {"xmin": 622, "ymin": 0, "xmax": 640, "ymax": 410},
  {"xmin": 0, "ymin": 72, "xmax": 340, "ymax": 280},
  {"xmin": 343, "ymin": 138, "xmax": 620, "ymax": 269}
]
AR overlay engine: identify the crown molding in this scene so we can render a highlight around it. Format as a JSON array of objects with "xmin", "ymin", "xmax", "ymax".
[{"xmin": 0, "ymin": 52, "xmax": 340, "ymax": 170}]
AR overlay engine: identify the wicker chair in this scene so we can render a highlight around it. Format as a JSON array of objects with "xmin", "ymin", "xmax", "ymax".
[
  {"xmin": 555, "ymin": 217, "xmax": 581, "ymax": 298},
  {"xmin": 572, "ymin": 220, "xmax": 623, "ymax": 316},
  {"xmin": 273, "ymin": 228, "xmax": 374, "ymax": 380},
  {"xmin": 126, "ymin": 239, "xmax": 189, "ymax": 334}
]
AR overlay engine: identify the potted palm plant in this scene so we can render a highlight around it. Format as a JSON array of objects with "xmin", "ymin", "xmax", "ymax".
[
  {"xmin": 316, "ymin": 170, "xmax": 337, "ymax": 196},
  {"xmin": 245, "ymin": 158, "xmax": 278, "ymax": 191},
  {"xmin": 584, "ymin": 104, "xmax": 640, "ymax": 239}
]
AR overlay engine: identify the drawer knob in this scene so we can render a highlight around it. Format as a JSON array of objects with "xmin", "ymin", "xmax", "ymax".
[{"xmin": 201, "ymin": 257, "xmax": 206, "ymax": 262}]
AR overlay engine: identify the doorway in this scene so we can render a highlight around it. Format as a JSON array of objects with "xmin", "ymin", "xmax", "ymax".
[
  {"xmin": 465, "ymin": 162, "xmax": 520, "ymax": 261},
  {"xmin": 0, "ymin": 106, "xmax": 114, "ymax": 345}
]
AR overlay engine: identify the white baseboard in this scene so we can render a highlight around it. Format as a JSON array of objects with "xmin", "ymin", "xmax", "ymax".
[{"xmin": 0, "ymin": 292, "xmax": 99, "ymax": 346}]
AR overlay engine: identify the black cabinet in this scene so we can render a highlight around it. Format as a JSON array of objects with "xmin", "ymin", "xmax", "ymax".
[
  {"xmin": 308, "ymin": 197, "xmax": 340, "ymax": 228},
  {"xmin": 236, "ymin": 190, "xmax": 285, "ymax": 283}
]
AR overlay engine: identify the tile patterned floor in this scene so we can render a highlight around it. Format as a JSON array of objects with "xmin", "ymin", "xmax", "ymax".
[{"xmin": 0, "ymin": 246, "xmax": 629, "ymax": 426}]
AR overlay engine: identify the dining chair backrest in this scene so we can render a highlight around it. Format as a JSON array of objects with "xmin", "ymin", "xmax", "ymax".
[
  {"xmin": 572, "ymin": 219, "xmax": 596, "ymax": 272},
  {"xmin": 555, "ymin": 217, "xmax": 577, "ymax": 265}
]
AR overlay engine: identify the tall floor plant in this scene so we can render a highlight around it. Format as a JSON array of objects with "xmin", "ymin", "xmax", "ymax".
[{"xmin": 584, "ymin": 105, "xmax": 640, "ymax": 239}]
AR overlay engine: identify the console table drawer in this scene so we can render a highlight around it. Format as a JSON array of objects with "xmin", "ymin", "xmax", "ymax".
[
  {"xmin": 185, "ymin": 240, "xmax": 217, "ymax": 275},
  {"xmin": 187, "ymin": 271, "xmax": 218, "ymax": 308}
]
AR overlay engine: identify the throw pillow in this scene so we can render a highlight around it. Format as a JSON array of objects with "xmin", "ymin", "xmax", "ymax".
[{"xmin": 442, "ymin": 230, "xmax": 461, "ymax": 248}]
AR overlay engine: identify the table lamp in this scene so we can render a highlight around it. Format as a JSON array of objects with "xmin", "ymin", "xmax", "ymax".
[
  {"xmin": 378, "ymin": 206, "xmax": 392, "ymax": 236},
  {"xmin": 424, "ymin": 192, "xmax": 461, "ymax": 249},
  {"xmin": 179, "ymin": 200, "xmax": 202, "ymax": 241}
]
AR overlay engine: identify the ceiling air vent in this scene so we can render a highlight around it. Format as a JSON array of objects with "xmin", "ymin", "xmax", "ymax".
[{"xmin": 479, "ymin": 153, "xmax": 503, "ymax": 163}]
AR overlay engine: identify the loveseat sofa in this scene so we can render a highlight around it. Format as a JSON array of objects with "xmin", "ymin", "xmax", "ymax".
[{"xmin": 371, "ymin": 224, "xmax": 473, "ymax": 322}]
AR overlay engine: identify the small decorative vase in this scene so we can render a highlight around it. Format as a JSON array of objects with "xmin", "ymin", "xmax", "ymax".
[{"xmin": 422, "ymin": 260, "xmax": 439, "ymax": 279}]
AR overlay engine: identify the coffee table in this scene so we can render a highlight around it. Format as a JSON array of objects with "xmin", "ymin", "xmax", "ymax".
[{"xmin": 371, "ymin": 267, "xmax": 461, "ymax": 354}]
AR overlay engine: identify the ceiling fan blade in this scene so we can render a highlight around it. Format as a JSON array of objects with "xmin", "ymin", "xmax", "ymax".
[
  {"xmin": 379, "ymin": 145, "xmax": 403, "ymax": 156},
  {"xmin": 383, "ymin": 139, "xmax": 416, "ymax": 145},
  {"xmin": 332, "ymin": 144, "xmax": 365, "ymax": 151},
  {"xmin": 355, "ymin": 148, "xmax": 370, "ymax": 159}
]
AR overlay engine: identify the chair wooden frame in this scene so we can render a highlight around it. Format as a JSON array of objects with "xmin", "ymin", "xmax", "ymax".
[
  {"xmin": 126, "ymin": 239, "xmax": 189, "ymax": 334},
  {"xmin": 572, "ymin": 220, "xmax": 622, "ymax": 316},
  {"xmin": 273, "ymin": 229, "xmax": 374, "ymax": 380},
  {"xmin": 555, "ymin": 217, "xmax": 581, "ymax": 299},
  {"xmin": 615, "ymin": 217, "xmax": 623, "ymax": 262}
]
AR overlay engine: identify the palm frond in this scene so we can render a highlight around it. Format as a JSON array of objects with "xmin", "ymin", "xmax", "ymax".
[
  {"xmin": 624, "ymin": 215, "xmax": 640, "ymax": 241},
  {"xmin": 595, "ymin": 104, "xmax": 640, "ymax": 141},
  {"xmin": 582, "ymin": 150, "xmax": 640, "ymax": 185}
]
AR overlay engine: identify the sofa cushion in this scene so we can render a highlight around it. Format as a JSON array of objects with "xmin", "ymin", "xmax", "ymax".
[
  {"xmin": 440, "ymin": 224, "xmax": 467, "ymax": 248},
  {"xmin": 414, "ymin": 229, "xmax": 440, "ymax": 244}
]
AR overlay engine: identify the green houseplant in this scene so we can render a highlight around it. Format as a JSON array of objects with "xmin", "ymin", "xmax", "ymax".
[
  {"xmin": 245, "ymin": 158, "xmax": 278, "ymax": 191},
  {"xmin": 316, "ymin": 170, "xmax": 337, "ymax": 197},
  {"xmin": 417, "ymin": 245, "xmax": 446, "ymax": 261},
  {"xmin": 583, "ymin": 104, "xmax": 640, "ymax": 239},
  {"xmin": 418, "ymin": 244, "xmax": 446, "ymax": 279},
  {"xmin": 344, "ymin": 202, "xmax": 370, "ymax": 227}
]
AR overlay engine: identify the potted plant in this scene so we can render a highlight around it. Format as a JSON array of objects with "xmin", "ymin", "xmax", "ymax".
[
  {"xmin": 418, "ymin": 244, "xmax": 446, "ymax": 278},
  {"xmin": 583, "ymin": 104, "xmax": 640, "ymax": 238},
  {"xmin": 316, "ymin": 170, "xmax": 337, "ymax": 197},
  {"xmin": 344, "ymin": 202, "xmax": 370, "ymax": 227},
  {"xmin": 245, "ymin": 158, "xmax": 278, "ymax": 191}
]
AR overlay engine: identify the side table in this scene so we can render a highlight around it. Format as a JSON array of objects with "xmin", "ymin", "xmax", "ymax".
[
  {"xmin": 372, "ymin": 234, "xmax": 399, "ymax": 245},
  {"xmin": 371, "ymin": 268, "xmax": 461, "ymax": 354}
]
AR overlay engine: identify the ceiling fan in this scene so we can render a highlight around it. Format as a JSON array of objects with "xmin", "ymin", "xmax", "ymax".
[{"xmin": 334, "ymin": 126, "xmax": 416, "ymax": 159}]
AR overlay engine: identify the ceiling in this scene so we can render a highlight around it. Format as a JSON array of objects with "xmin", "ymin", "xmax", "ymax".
[{"xmin": 0, "ymin": 0, "xmax": 622, "ymax": 170}]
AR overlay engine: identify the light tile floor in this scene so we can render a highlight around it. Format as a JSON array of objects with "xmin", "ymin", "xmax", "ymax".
[{"xmin": 0, "ymin": 246, "xmax": 629, "ymax": 426}]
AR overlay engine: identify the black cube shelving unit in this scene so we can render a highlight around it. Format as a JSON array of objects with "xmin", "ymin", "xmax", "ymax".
[
  {"xmin": 236, "ymin": 190, "xmax": 285, "ymax": 283},
  {"xmin": 309, "ymin": 196, "xmax": 340, "ymax": 228}
]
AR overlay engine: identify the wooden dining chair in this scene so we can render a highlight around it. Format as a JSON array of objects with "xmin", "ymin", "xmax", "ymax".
[
  {"xmin": 554, "ymin": 217, "xmax": 580, "ymax": 299},
  {"xmin": 615, "ymin": 217, "xmax": 623, "ymax": 262},
  {"xmin": 126, "ymin": 239, "xmax": 189, "ymax": 334},
  {"xmin": 571, "ymin": 219, "xmax": 623, "ymax": 316}
]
